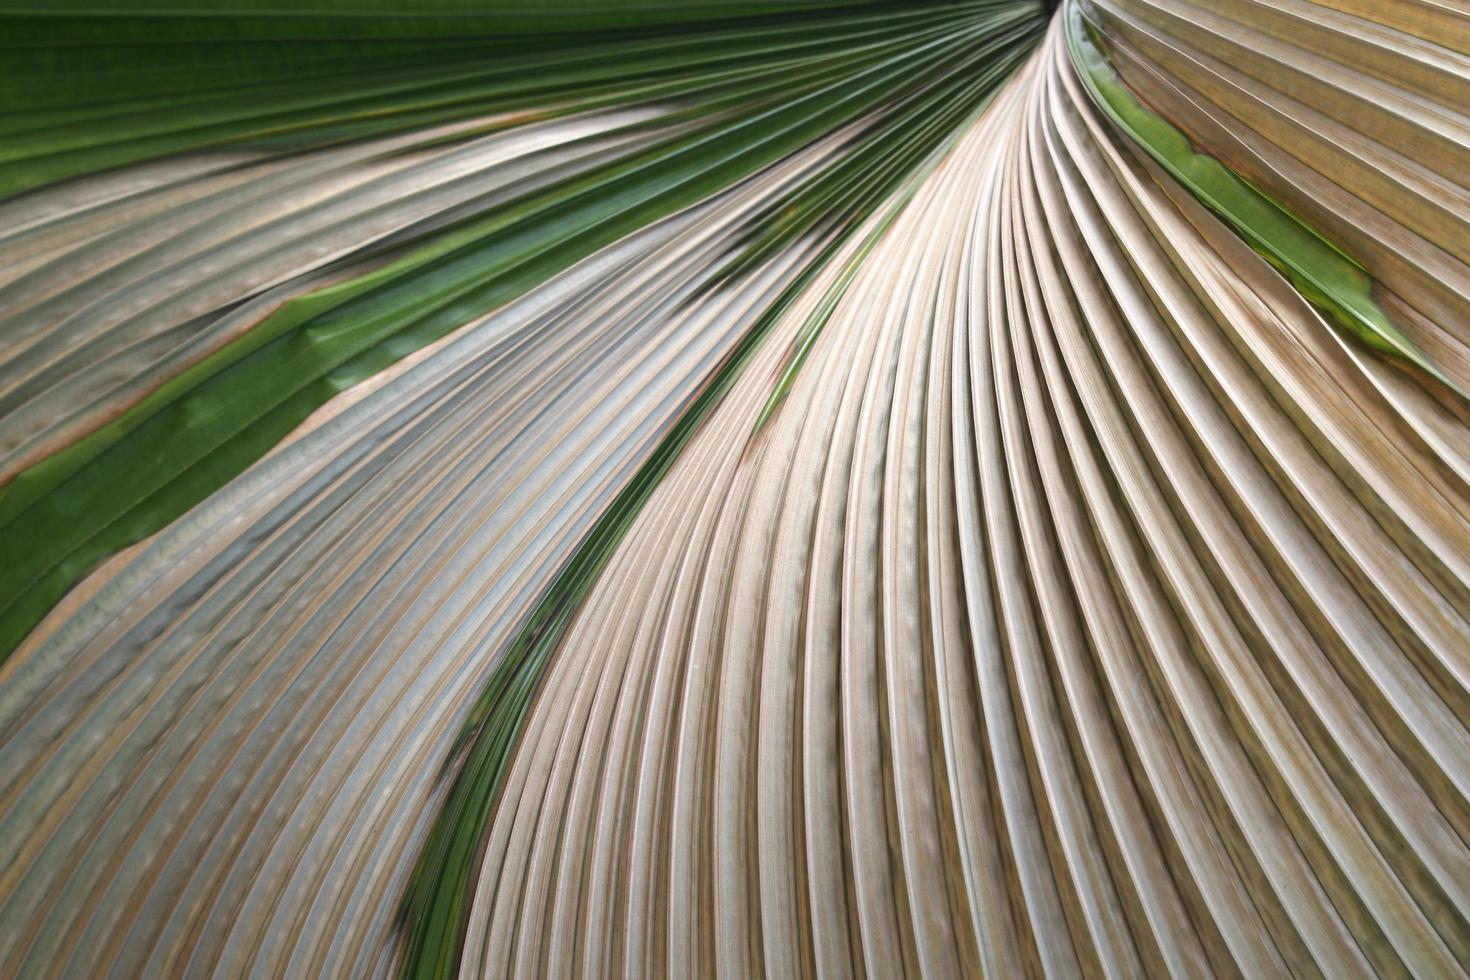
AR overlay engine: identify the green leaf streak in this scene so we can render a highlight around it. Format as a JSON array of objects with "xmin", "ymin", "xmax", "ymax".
[
  {"xmin": 0, "ymin": 4, "xmax": 1032, "ymax": 660},
  {"xmin": 1063, "ymin": 0, "xmax": 1458, "ymax": 393}
]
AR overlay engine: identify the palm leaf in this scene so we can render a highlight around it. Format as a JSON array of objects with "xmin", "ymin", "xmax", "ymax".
[{"xmin": 1, "ymin": 0, "xmax": 1469, "ymax": 976}]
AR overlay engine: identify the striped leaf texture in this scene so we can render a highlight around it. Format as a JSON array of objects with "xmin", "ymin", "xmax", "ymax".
[{"xmin": 2, "ymin": 0, "xmax": 1469, "ymax": 976}]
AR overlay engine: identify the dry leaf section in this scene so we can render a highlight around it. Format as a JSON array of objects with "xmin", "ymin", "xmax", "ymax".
[
  {"xmin": 1086, "ymin": 0, "xmax": 1470, "ymax": 387},
  {"xmin": 460, "ymin": 18, "xmax": 1470, "ymax": 980}
]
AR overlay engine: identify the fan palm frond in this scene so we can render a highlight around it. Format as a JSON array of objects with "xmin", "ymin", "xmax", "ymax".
[{"xmin": 1, "ymin": 0, "xmax": 1468, "ymax": 976}]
